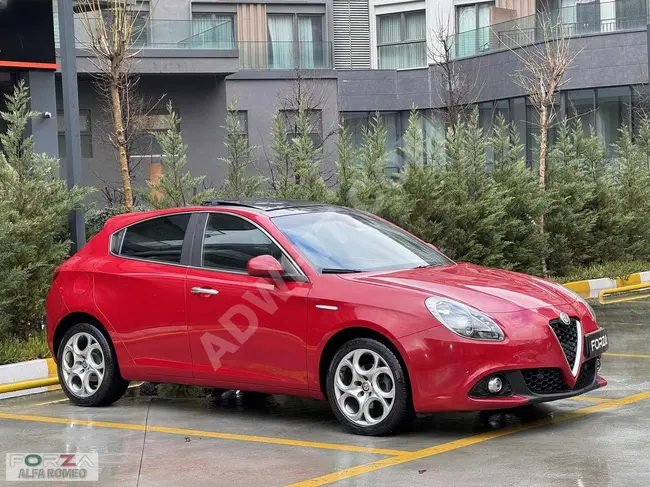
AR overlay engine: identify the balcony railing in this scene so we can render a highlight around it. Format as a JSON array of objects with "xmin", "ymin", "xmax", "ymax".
[
  {"xmin": 450, "ymin": 0, "xmax": 648, "ymax": 59},
  {"xmin": 238, "ymin": 41, "xmax": 333, "ymax": 70},
  {"xmin": 53, "ymin": 18, "xmax": 236, "ymax": 50},
  {"xmin": 378, "ymin": 40, "xmax": 427, "ymax": 70}
]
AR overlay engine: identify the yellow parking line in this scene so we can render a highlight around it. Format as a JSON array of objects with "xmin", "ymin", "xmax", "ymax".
[
  {"xmin": 0, "ymin": 412, "xmax": 407, "ymax": 457},
  {"xmin": 288, "ymin": 390, "xmax": 650, "ymax": 487},
  {"xmin": 33, "ymin": 383, "xmax": 144, "ymax": 407},
  {"xmin": 567, "ymin": 396, "xmax": 614, "ymax": 403},
  {"xmin": 605, "ymin": 352, "xmax": 650, "ymax": 359}
]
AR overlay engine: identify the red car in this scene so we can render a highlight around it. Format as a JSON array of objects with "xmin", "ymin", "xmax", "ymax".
[{"xmin": 46, "ymin": 200, "xmax": 609, "ymax": 435}]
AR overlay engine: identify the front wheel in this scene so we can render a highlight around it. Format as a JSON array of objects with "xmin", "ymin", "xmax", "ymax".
[
  {"xmin": 57, "ymin": 323, "xmax": 129, "ymax": 407},
  {"xmin": 326, "ymin": 338, "xmax": 414, "ymax": 436}
]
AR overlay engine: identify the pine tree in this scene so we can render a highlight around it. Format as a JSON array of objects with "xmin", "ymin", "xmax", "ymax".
[
  {"xmin": 354, "ymin": 113, "xmax": 407, "ymax": 220},
  {"xmin": 288, "ymin": 97, "xmax": 327, "ymax": 202},
  {"xmin": 138, "ymin": 102, "xmax": 215, "ymax": 209},
  {"xmin": 396, "ymin": 107, "xmax": 440, "ymax": 241},
  {"xmin": 269, "ymin": 110, "xmax": 293, "ymax": 198},
  {"xmin": 436, "ymin": 109, "xmax": 509, "ymax": 267},
  {"xmin": 574, "ymin": 122, "xmax": 628, "ymax": 264},
  {"xmin": 490, "ymin": 115, "xmax": 547, "ymax": 275},
  {"xmin": 0, "ymin": 81, "xmax": 88, "ymax": 338},
  {"xmin": 614, "ymin": 121, "xmax": 650, "ymax": 260},
  {"xmin": 333, "ymin": 121, "xmax": 356, "ymax": 207},
  {"xmin": 218, "ymin": 98, "xmax": 264, "ymax": 199},
  {"xmin": 544, "ymin": 119, "xmax": 597, "ymax": 275}
]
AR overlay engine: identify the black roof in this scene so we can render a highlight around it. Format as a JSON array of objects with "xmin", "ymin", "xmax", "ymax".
[{"xmin": 200, "ymin": 199, "xmax": 333, "ymax": 212}]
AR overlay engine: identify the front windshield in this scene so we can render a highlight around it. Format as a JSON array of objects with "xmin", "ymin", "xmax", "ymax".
[{"xmin": 271, "ymin": 210, "xmax": 454, "ymax": 273}]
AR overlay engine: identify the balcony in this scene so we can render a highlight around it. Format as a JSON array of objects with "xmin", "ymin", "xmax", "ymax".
[
  {"xmin": 377, "ymin": 40, "xmax": 427, "ymax": 70},
  {"xmin": 450, "ymin": 0, "xmax": 648, "ymax": 59},
  {"xmin": 238, "ymin": 41, "xmax": 333, "ymax": 70},
  {"xmin": 53, "ymin": 18, "xmax": 239, "ymax": 74}
]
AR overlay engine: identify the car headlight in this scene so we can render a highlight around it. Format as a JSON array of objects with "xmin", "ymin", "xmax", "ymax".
[{"xmin": 425, "ymin": 297, "xmax": 505, "ymax": 341}]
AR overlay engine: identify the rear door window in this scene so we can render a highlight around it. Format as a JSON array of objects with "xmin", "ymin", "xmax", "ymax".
[{"xmin": 119, "ymin": 214, "xmax": 191, "ymax": 264}]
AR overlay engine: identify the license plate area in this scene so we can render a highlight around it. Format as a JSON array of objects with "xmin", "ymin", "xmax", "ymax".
[{"xmin": 584, "ymin": 328, "xmax": 609, "ymax": 358}]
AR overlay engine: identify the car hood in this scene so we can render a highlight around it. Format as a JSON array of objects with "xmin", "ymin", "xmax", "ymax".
[{"xmin": 340, "ymin": 263, "xmax": 576, "ymax": 313}]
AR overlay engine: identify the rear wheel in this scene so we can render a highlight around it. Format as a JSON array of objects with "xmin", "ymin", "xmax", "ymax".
[
  {"xmin": 57, "ymin": 323, "xmax": 129, "ymax": 407},
  {"xmin": 326, "ymin": 338, "xmax": 414, "ymax": 436}
]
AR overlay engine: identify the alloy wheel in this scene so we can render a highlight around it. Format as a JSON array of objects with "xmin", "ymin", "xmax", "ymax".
[
  {"xmin": 61, "ymin": 332, "xmax": 105, "ymax": 398},
  {"xmin": 333, "ymin": 348, "xmax": 396, "ymax": 426}
]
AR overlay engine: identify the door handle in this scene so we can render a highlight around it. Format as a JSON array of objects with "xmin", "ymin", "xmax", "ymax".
[{"xmin": 191, "ymin": 287, "xmax": 219, "ymax": 296}]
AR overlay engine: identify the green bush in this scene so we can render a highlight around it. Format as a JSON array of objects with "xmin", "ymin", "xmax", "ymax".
[
  {"xmin": 0, "ymin": 332, "xmax": 50, "ymax": 365},
  {"xmin": 0, "ymin": 82, "xmax": 89, "ymax": 339}
]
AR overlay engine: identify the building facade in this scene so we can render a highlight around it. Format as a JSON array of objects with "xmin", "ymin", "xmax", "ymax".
[{"xmin": 44, "ymin": 0, "xmax": 650, "ymax": 201}]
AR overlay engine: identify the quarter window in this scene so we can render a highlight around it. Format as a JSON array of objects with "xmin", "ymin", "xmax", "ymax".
[
  {"xmin": 119, "ymin": 214, "xmax": 191, "ymax": 264},
  {"xmin": 201, "ymin": 213, "xmax": 296, "ymax": 274}
]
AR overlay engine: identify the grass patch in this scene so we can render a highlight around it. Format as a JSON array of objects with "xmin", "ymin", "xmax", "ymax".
[
  {"xmin": 552, "ymin": 260, "xmax": 650, "ymax": 284},
  {"xmin": 0, "ymin": 332, "xmax": 51, "ymax": 365}
]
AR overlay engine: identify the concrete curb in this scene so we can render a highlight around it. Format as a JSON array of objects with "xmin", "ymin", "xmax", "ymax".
[
  {"xmin": 0, "ymin": 358, "xmax": 58, "ymax": 400},
  {"xmin": 563, "ymin": 271, "xmax": 650, "ymax": 299}
]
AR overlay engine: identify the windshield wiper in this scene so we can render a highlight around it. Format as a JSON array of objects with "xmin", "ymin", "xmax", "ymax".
[{"xmin": 321, "ymin": 268, "xmax": 363, "ymax": 274}]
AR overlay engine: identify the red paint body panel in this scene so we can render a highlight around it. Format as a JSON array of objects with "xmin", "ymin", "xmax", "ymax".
[
  {"xmin": 185, "ymin": 267, "xmax": 311, "ymax": 388},
  {"xmin": 46, "ymin": 205, "xmax": 607, "ymax": 412}
]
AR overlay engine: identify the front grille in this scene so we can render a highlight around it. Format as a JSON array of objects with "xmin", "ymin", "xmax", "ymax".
[
  {"xmin": 523, "ymin": 359, "xmax": 597, "ymax": 395},
  {"xmin": 522, "ymin": 368, "xmax": 567, "ymax": 394},
  {"xmin": 575, "ymin": 359, "xmax": 596, "ymax": 389},
  {"xmin": 549, "ymin": 318, "xmax": 578, "ymax": 367}
]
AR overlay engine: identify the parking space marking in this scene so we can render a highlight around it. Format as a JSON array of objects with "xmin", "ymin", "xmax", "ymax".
[
  {"xmin": 288, "ymin": 390, "xmax": 650, "ymax": 487},
  {"xmin": 605, "ymin": 352, "xmax": 650, "ymax": 359},
  {"xmin": 566, "ymin": 396, "xmax": 614, "ymax": 403},
  {"xmin": 0, "ymin": 412, "xmax": 407, "ymax": 456},
  {"xmin": 32, "ymin": 383, "xmax": 143, "ymax": 407}
]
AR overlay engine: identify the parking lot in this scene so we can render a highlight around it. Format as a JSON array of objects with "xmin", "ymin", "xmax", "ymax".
[{"xmin": 1, "ymin": 300, "xmax": 649, "ymax": 487}]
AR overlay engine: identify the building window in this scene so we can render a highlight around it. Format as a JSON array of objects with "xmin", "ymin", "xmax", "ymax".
[
  {"xmin": 229, "ymin": 110, "xmax": 249, "ymax": 146},
  {"xmin": 131, "ymin": 111, "xmax": 175, "ymax": 158},
  {"xmin": 267, "ymin": 14, "xmax": 325, "ymax": 69},
  {"xmin": 566, "ymin": 89, "xmax": 596, "ymax": 135},
  {"xmin": 597, "ymin": 87, "xmax": 631, "ymax": 157},
  {"xmin": 130, "ymin": 11, "xmax": 149, "ymax": 47},
  {"xmin": 280, "ymin": 109, "xmax": 323, "ymax": 148},
  {"xmin": 455, "ymin": 2, "xmax": 494, "ymax": 58},
  {"xmin": 57, "ymin": 110, "xmax": 92, "ymax": 159},
  {"xmin": 377, "ymin": 10, "xmax": 426, "ymax": 69},
  {"xmin": 191, "ymin": 12, "xmax": 235, "ymax": 49}
]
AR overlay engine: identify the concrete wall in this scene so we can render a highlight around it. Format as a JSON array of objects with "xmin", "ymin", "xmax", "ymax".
[
  {"xmin": 338, "ymin": 29, "xmax": 649, "ymax": 112},
  {"xmin": 227, "ymin": 72, "xmax": 340, "ymax": 176},
  {"xmin": 56, "ymin": 74, "xmax": 229, "ymax": 202}
]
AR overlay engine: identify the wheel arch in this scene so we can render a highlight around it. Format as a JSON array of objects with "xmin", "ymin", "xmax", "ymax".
[
  {"xmin": 317, "ymin": 325, "xmax": 413, "ymax": 399},
  {"xmin": 53, "ymin": 312, "xmax": 114, "ymax": 359}
]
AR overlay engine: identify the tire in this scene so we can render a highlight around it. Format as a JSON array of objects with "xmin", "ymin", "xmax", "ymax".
[
  {"xmin": 57, "ymin": 322, "xmax": 129, "ymax": 407},
  {"xmin": 326, "ymin": 338, "xmax": 414, "ymax": 436}
]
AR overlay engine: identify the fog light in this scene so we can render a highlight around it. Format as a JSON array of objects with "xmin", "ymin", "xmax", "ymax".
[
  {"xmin": 596, "ymin": 358, "xmax": 601, "ymax": 372},
  {"xmin": 487, "ymin": 376, "xmax": 503, "ymax": 394}
]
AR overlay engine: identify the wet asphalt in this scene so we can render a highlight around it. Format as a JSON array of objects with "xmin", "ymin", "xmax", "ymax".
[{"xmin": 0, "ymin": 300, "xmax": 649, "ymax": 486}]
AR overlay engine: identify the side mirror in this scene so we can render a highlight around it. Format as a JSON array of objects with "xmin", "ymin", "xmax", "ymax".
[
  {"xmin": 428, "ymin": 243, "xmax": 440, "ymax": 252},
  {"xmin": 247, "ymin": 255, "xmax": 285, "ymax": 278}
]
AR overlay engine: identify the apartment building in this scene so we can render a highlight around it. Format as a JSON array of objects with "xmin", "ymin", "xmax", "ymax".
[{"xmin": 41, "ymin": 0, "xmax": 650, "ymax": 199}]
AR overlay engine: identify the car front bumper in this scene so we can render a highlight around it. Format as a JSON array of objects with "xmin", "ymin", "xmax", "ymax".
[{"xmin": 398, "ymin": 306, "xmax": 607, "ymax": 413}]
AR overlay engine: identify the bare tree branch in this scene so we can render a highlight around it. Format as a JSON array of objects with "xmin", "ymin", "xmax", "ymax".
[
  {"xmin": 428, "ymin": 9, "xmax": 485, "ymax": 132},
  {"xmin": 76, "ymin": 0, "xmax": 151, "ymax": 209},
  {"xmin": 507, "ymin": 10, "xmax": 576, "ymax": 276}
]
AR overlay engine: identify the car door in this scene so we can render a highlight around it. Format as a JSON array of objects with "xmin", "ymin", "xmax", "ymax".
[
  {"xmin": 186, "ymin": 211, "xmax": 311, "ymax": 389},
  {"xmin": 94, "ymin": 212, "xmax": 196, "ymax": 378}
]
